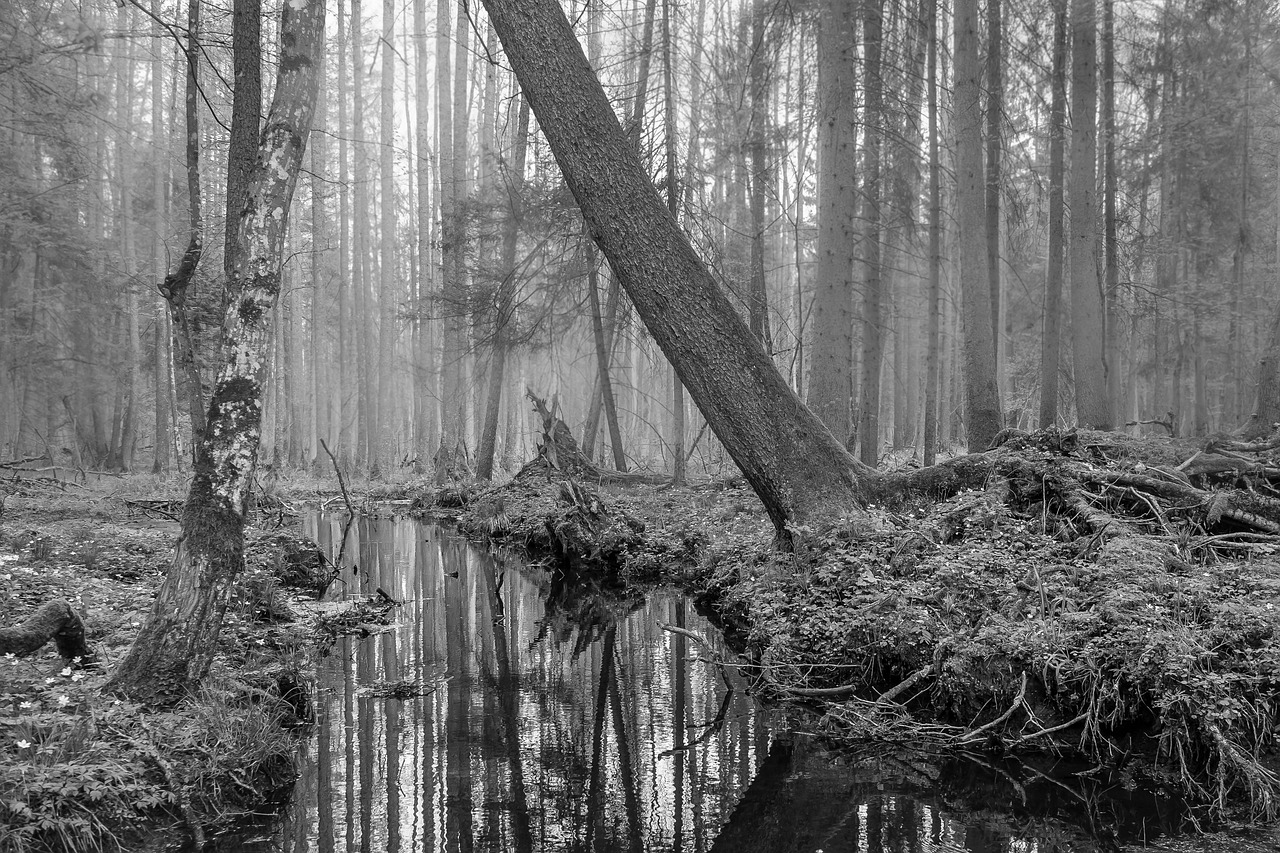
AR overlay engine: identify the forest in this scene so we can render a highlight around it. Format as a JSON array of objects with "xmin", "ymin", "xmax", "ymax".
[
  {"xmin": 4, "ymin": 0, "xmax": 1280, "ymax": 849},
  {"xmin": 3, "ymin": 0, "xmax": 1277, "ymax": 476}
]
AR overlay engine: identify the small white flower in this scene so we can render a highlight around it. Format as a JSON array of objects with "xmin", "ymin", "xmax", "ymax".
[
  {"xmin": 16, "ymin": 739, "xmax": 31, "ymax": 749},
  {"xmin": 18, "ymin": 701, "xmax": 32, "ymax": 709},
  {"xmin": 57, "ymin": 695, "xmax": 69, "ymax": 707},
  {"xmin": 60, "ymin": 667, "xmax": 71, "ymax": 677},
  {"xmin": 44, "ymin": 677, "xmax": 54, "ymax": 684},
  {"xmin": 70, "ymin": 672, "xmax": 84, "ymax": 682}
]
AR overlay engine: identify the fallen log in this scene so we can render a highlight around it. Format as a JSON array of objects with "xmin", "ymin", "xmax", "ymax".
[{"xmin": 0, "ymin": 599, "xmax": 94, "ymax": 662}]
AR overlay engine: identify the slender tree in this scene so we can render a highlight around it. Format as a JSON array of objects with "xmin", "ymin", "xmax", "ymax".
[
  {"xmin": 1040, "ymin": 0, "xmax": 1067, "ymax": 428},
  {"xmin": 110, "ymin": 0, "xmax": 326, "ymax": 703},
  {"xmin": 808, "ymin": 0, "xmax": 859, "ymax": 447},
  {"xmin": 1069, "ymin": 0, "xmax": 1109, "ymax": 428},
  {"xmin": 954, "ymin": 0, "xmax": 1002, "ymax": 448}
]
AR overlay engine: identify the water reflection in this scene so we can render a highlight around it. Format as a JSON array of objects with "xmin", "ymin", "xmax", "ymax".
[{"xmin": 219, "ymin": 516, "xmax": 1188, "ymax": 853}]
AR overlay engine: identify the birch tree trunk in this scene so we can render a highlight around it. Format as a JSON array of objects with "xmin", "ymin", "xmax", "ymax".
[
  {"xmin": 109, "ymin": 0, "xmax": 325, "ymax": 704},
  {"xmin": 480, "ymin": 0, "xmax": 874, "ymax": 537}
]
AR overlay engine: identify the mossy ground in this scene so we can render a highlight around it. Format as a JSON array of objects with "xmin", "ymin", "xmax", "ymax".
[{"xmin": 0, "ymin": 475, "xmax": 316, "ymax": 852}]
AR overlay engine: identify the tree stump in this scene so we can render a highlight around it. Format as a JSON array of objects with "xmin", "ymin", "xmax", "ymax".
[{"xmin": 0, "ymin": 599, "xmax": 94, "ymax": 662}]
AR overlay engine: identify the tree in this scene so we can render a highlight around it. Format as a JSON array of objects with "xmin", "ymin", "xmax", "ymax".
[
  {"xmin": 807, "ymin": 0, "xmax": 859, "ymax": 447},
  {"xmin": 858, "ymin": 0, "xmax": 884, "ymax": 467},
  {"xmin": 1069, "ymin": 0, "xmax": 1109, "ymax": 428},
  {"xmin": 109, "ymin": 0, "xmax": 326, "ymax": 703},
  {"xmin": 478, "ymin": 0, "xmax": 874, "ymax": 537},
  {"xmin": 954, "ymin": 0, "xmax": 1002, "ymax": 449},
  {"xmin": 1039, "ymin": 0, "xmax": 1067, "ymax": 429}
]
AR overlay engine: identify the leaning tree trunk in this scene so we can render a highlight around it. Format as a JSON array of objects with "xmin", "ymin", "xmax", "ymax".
[
  {"xmin": 480, "ymin": 0, "xmax": 875, "ymax": 537},
  {"xmin": 108, "ymin": 0, "xmax": 325, "ymax": 705}
]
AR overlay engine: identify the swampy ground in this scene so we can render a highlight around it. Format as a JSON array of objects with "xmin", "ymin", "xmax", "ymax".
[{"xmin": 4, "ymin": 424, "xmax": 1280, "ymax": 850}]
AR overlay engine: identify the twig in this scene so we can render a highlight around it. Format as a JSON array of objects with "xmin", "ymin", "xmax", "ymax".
[
  {"xmin": 958, "ymin": 672, "xmax": 1028, "ymax": 744},
  {"xmin": 877, "ymin": 664, "xmax": 934, "ymax": 704},
  {"xmin": 658, "ymin": 622, "xmax": 713, "ymax": 649},
  {"xmin": 1015, "ymin": 711, "xmax": 1090, "ymax": 745},
  {"xmin": 319, "ymin": 439, "xmax": 354, "ymax": 519},
  {"xmin": 319, "ymin": 439, "xmax": 357, "ymax": 575}
]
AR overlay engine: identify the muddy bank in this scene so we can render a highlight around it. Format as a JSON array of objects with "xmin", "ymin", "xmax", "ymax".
[{"xmin": 412, "ymin": 441, "xmax": 1280, "ymax": 826}]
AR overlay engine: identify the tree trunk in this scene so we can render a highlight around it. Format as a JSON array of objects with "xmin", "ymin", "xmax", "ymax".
[
  {"xmin": 1040, "ymin": 0, "xmax": 1067, "ymax": 428},
  {"xmin": 858, "ymin": 0, "xmax": 885, "ymax": 467},
  {"xmin": 1102, "ymin": 0, "xmax": 1121, "ymax": 420},
  {"xmin": 377, "ymin": 0, "xmax": 397, "ymax": 471},
  {"xmin": 922, "ymin": 0, "xmax": 941, "ymax": 466},
  {"xmin": 747, "ymin": 0, "xmax": 772, "ymax": 354},
  {"xmin": 108, "ymin": 0, "xmax": 324, "ymax": 704},
  {"xmin": 954, "ymin": 0, "xmax": 1003, "ymax": 449},
  {"xmin": 336, "ymin": 0, "xmax": 353, "ymax": 467},
  {"xmin": 664, "ymin": 0, "xmax": 685, "ymax": 485},
  {"xmin": 808, "ymin": 0, "xmax": 859, "ymax": 446},
  {"xmin": 1069, "ymin": 0, "xmax": 1109, "ymax": 428},
  {"xmin": 226, "ymin": 0, "xmax": 261, "ymax": 297},
  {"xmin": 412, "ymin": 0, "xmax": 436, "ymax": 466},
  {"xmin": 476, "ymin": 98, "xmax": 530, "ymax": 480},
  {"xmin": 480, "ymin": 0, "xmax": 874, "ymax": 537},
  {"xmin": 986, "ymin": 0, "xmax": 1003, "ymax": 373}
]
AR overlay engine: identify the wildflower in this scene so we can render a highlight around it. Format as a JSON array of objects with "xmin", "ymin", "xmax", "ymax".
[
  {"xmin": 71, "ymin": 672, "xmax": 85, "ymax": 682},
  {"xmin": 18, "ymin": 701, "xmax": 32, "ymax": 709},
  {"xmin": 16, "ymin": 739, "xmax": 30, "ymax": 749},
  {"xmin": 57, "ymin": 695, "xmax": 70, "ymax": 707},
  {"xmin": 60, "ymin": 666, "xmax": 71, "ymax": 677}
]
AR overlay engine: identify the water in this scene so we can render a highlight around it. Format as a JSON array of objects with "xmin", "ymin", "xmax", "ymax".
[{"xmin": 216, "ymin": 515, "xmax": 1197, "ymax": 853}]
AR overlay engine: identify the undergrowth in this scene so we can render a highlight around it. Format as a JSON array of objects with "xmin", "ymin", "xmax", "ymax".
[{"xmin": 708, "ymin": 493, "xmax": 1280, "ymax": 820}]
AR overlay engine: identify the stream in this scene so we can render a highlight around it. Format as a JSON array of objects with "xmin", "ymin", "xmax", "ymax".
[{"xmin": 210, "ymin": 515, "xmax": 1199, "ymax": 852}]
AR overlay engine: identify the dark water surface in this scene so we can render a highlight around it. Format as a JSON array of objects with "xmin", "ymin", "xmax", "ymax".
[{"xmin": 216, "ymin": 515, "xmax": 1198, "ymax": 853}]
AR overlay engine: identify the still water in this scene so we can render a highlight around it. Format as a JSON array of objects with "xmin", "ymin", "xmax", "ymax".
[{"xmin": 219, "ymin": 516, "xmax": 1196, "ymax": 853}]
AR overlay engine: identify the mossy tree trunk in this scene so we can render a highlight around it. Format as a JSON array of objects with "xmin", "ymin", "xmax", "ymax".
[
  {"xmin": 108, "ymin": 0, "xmax": 325, "ymax": 705},
  {"xmin": 480, "ymin": 0, "xmax": 877, "ymax": 538}
]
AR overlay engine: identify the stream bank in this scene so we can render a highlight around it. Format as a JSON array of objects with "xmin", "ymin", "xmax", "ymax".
[
  {"xmin": 413, "ymin": 431, "xmax": 1280, "ymax": 833},
  {"xmin": 0, "ymin": 477, "xmax": 328, "ymax": 852}
]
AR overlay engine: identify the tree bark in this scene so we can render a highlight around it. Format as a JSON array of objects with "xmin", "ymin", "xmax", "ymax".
[
  {"xmin": 225, "ymin": 0, "xmax": 261, "ymax": 298},
  {"xmin": 480, "ymin": 0, "xmax": 874, "ymax": 537},
  {"xmin": 808, "ymin": 0, "xmax": 859, "ymax": 446},
  {"xmin": 0, "ymin": 600, "xmax": 93, "ymax": 662},
  {"xmin": 377, "ymin": 0, "xmax": 397, "ymax": 471},
  {"xmin": 1040, "ymin": 0, "xmax": 1067, "ymax": 428},
  {"xmin": 1069, "ymin": 0, "xmax": 1109, "ymax": 428},
  {"xmin": 109, "ymin": 0, "xmax": 324, "ymax": 704},
  {"xmin": 922, "ymin": 0, "xmax": 942, "ymax": 466},
  {"xmin": 954, "ymin": 0, "xmax": 1003, "ymax": 449},
  {"xmin": 858, "ymin": 0, "xmax": 885, "ymax": 467}
]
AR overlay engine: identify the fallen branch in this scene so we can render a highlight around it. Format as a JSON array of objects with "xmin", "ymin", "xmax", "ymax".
[
  {"xmin": 0, "ymin": 599, "xmax": 94, "ymax": 661},
  {"xmin": 958, "ymin": 672, "xmax": 1028, "ymax": 744}
]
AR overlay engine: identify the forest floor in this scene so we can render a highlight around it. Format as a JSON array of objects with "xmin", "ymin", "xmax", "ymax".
[
  {"xmin": 5, "ymin": 423, "xmax": 1280, "ymax": 850},
  {"xmin": 0, "ymin": 473, "xmax": 353, "ymax": 853},
  {"xmin": 415, "ymin": 425, "xmax": 1280, "ymax": 847}
]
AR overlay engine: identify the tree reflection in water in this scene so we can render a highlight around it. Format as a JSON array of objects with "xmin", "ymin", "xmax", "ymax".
[{"xmin": 209, "ymin": 517, "xmax": 1191, "ymax": 853}]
